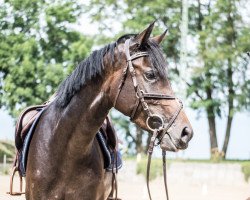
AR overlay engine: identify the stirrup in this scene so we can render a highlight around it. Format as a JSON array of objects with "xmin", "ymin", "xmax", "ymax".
[{"xmin": 7, "ymin": 166, "xmax": 25, "ymax": 195}]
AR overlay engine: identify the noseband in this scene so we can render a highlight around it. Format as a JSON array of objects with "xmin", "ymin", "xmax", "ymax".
[{"xmin": 114, "ymin": 39, "xmax": 183, "ymax": 200}]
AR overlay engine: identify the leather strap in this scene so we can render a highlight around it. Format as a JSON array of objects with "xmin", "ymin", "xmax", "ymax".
[
  {"xmin": 158, "ymin": 99, "xmax": 183, "ymax": 143},
  {"xmin": 146, "ymin": 132, "xmax": 170, "ymax": 200},
  {"xmin": 113, "ymin": 65, "xmax": 128, "ymax": 107},
  {"xmin": 130, "ymin": 98, "xmax": 140, "ymax": 120},
  {"xmin": 146, "ymin": 130, "xmax": 159, "ymax": 200},
  {"xmin": 162, "ymin": 150, "xmax": 169, "ymax": 200},
  {"xmin": 108, "ymin": 150, "xmax": 120, "ymax": 200},
  {"xmin": 143, "ymin": 93, "xmax": 176, "ymax": 99}
]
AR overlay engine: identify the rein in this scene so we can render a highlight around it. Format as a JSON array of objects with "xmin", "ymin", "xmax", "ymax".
[{"xmin": 114, "ymin": 39, "xmax": 184, "ymax": 200}]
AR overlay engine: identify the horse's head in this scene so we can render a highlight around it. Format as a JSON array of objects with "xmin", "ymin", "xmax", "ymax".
[{"xmin": 110, "ymin": 22, "xmax": 193, "ymax": 152}]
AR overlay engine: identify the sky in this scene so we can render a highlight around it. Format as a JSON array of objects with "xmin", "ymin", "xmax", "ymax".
[{"xmin": 1, "ymin": 107, "xmax": 250, "ymax": 160}]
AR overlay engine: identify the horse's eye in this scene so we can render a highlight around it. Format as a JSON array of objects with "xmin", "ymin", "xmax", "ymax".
[{"xmin": 144, "ymin": 70, "xmax": 157, "ymax": 81}]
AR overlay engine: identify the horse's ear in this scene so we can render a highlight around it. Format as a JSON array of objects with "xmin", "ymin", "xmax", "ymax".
[
  {"xmin": 132, "ymin": 21, "xmax": 156, "ymax": 47},
  {"xmin": 151, "ymin": 28, "xmax": 168, "ymax": 45}
]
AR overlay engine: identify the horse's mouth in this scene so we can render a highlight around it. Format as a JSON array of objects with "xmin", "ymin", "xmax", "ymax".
[{"xmin": 160, "ymin": 133, "xmax": 188, "ymax": 152}]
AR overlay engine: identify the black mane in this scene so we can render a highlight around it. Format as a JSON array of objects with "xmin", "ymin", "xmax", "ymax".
[{"xmin": 55, "ymin": 34, "xmax": 167, "ymax": 108}]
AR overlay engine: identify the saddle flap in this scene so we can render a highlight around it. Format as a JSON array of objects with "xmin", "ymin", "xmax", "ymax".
[
  {"xmin": 15, "ymin": 105, "xmax": 46, "ymax": 150},
  {"xmin": 20, "ymin": 110, "xmax": 40, "ymax": 138}
]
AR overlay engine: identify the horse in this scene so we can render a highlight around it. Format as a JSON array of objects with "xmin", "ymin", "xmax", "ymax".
[{"xmin": 24, "ymin": 22, "xmax": 193, "ymax": 200}]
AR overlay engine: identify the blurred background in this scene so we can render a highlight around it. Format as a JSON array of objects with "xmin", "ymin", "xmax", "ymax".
[{"xmin": 0, "ymin": 0, "xmax": 250, "ymax": 199}]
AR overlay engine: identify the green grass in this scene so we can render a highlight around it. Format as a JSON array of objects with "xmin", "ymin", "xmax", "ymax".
[
  {"xmin": 241, "ymin": 162, "xmax": 250, "ymax": 182},
  {"xmin": 137, "ymin": 158, "xmax": 162, "ymax": 180},
  {"xmin": 0, "ymin": 140, "xmax": 15, "ymax": 175},
  {"xmin": 136, "ymin": 157, "xmax": 172, "ymax": 181},
  {"xmin": 0, "ymin": 140, "xmax": 15, "ymax": 162},
  {"xmin": 130, "ymin": 156, "xmax": 250, "ymax": 182},
  {"xmin": 0, "ymin": 164, "xmax": 11, "ymax": 175}
]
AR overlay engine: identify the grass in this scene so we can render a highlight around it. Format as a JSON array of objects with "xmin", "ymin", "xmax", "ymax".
[
  {"xmin": 241, "ymin": 162, "xmax": 250, "ymax": 182},
  {"xmin": 130, "ymin": 156, "xmax": 250, "ymax": 182},
  {"xmin": 137, "ymin": 158, "xmax": 164, "ymax": 180},
  {"xmin": 0, "ymin": 140, "xmax": 15, "ymax": 161},
  {"xmin": 0, "ymin": 163, "xmax": 12, "ymax": 175},
  {"xmin": 135, "ymin": 156, "xmax": 173, "ymax": 181},
  {"xmin": 0, "ymin": 140, "xmax": 15, "ymax": 175}
]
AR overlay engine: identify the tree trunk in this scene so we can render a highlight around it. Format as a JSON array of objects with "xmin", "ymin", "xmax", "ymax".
[
  {"xmin": 206, "ymin": 85, "xmax": 219, "ymax": 159},
  {"xmin": 207, "ymin": 112, "xmax": 218, "ymax": 150},
  {"xmin": 206, "ymin": 106, "xmax": 219, "ymax": 159},
  {"xmin": 197, "ymin": 0, "xmax": 219, "ymax": 159},
  {"xmin": 222, "ymin": 57, "xmax": 234, "ymax": 159},
  {"xmin": 222, "ymin": 115, "xmax": 233, "ymax": 159}
]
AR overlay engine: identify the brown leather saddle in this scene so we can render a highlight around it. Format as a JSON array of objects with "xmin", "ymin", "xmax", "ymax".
[
  {"xmin": 9, "ymin": 102, "xmax": 119, "ymax": 196},
  {"xmin": 15, "ymin": 104, "xmax": 47, "ymax": 151}
]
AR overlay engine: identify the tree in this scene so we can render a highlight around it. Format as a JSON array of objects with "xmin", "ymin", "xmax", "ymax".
[
  {"xmin": 188, "ymin": 0, "xmax": 250, "ymax": 159},
  {"xmin": 0, "ymin": 0, "xmax": 93, "ymax": 117}
]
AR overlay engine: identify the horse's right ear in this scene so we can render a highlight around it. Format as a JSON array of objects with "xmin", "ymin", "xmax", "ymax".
[
  {"xmin": 151, "ymin": 28, "xmax": 168, "ymax": 45},
  {"xmin": 131, "ymin": 21, "xmax": 155, "ymax": 47}
]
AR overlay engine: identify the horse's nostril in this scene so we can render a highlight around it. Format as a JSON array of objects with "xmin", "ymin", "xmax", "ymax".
[
  {"xmin": 181, "ymin": 127, "xmax": 193, "ymax": 143},
  {"xmin": 181, "ymin": 127, "xmax": 188, "ymax": 137}
]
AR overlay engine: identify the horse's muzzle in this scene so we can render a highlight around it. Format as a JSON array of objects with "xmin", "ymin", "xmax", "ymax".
[{"xmin": 160, "ymin": 126, "xmax": 193, "ymax": 152}]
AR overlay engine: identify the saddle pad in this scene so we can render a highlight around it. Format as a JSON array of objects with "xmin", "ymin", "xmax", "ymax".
[
  {"xmin": 96, "ymin": 132, "xmax": 122, "ymax": 172},
  {"xmin": 19, "ymin": 111, "xmax": 122, "ymax": 177}
]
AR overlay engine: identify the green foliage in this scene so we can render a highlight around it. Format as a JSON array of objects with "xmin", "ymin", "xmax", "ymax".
[
  {"xmin": 136, "ymin": 157, "xmax": 250, "ymax": 182},
  {"xmin": 136, "ymin": 157, "xmax": 165, "ymax": 181},
  {"xmin": 186, "ymin": 0, "xmax": 250, "ymax": 158},
  {"xmin": 241, "ymin": 162, "xmax": 250, "ymax": 182},
  {"xmin": 187, "ymin": 0, "xmax": 250, "ymax": 116},
  {"xmin": 86, "ymin": 0, "xmax": 182, "ymax": 61},
  {"xmin": 0, "ymin": 140, "xmax": 15, "ymax": 162},
  {"xmin": 210, "ymin": 148, "xmax": 224, "ymax": 162},
  {"xmin": 0, "ymin": 0, "xmax": 93, "ymax": 117}
]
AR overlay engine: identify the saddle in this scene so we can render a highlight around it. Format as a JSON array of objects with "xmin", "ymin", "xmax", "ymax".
[
  {"xmin": 9, "ymin": 101, "xmax": 121, "ymax": 197},
  {"xmin": 15, "ymin": 104, "xmax": 47, "ymax": 151}
]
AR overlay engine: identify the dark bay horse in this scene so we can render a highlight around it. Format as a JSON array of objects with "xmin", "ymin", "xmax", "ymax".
[{"xmin": 25, "ymin": 22, "xmax": 193, "ymax": 200}]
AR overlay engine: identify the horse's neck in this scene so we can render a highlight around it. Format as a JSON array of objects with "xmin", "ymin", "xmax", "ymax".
[{"xmin": 54, "ymin": 78, "xmax": 112, "ymax": 155}]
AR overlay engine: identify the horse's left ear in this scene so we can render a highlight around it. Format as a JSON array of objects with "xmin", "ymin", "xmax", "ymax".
[
  {"xmin": 132, "ymin": 21, "xmax": 156, "ymax": 47},
  {"xmin": 151, "ymin": 28, "xmax": 168, "ymax": 45}
]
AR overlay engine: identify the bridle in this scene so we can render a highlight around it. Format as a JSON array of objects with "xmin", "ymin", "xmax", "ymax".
[{"xmin": 113, "ymin": 39, "xmax": 183, "ymax": 200}]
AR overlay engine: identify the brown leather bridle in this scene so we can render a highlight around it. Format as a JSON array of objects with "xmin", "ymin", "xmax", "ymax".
[{"xmin": 113, "ymin": 39, "xmax": 183, "ymax": 200}]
